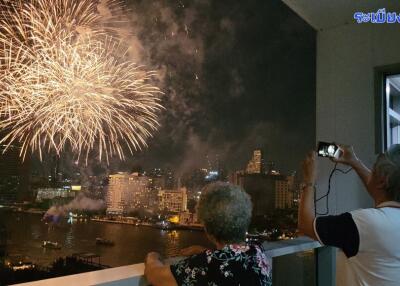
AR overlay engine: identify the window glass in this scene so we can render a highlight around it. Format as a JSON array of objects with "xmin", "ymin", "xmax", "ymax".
[{"xmin": 385, "ymin": 75, "xmax": 400, "ymax": 147}]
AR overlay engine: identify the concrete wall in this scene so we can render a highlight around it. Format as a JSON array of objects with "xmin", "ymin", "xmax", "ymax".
[{"xmin": 316, "ymin": 22, "xmax": 400, "ymax": 284}]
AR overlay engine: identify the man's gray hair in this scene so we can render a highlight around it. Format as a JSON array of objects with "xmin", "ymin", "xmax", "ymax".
[
  {"xmin": 197, "ymin": 182, "xmax": 252, "ymax": 243},
  {"xmin": 375, "ymin": 144, "xmax": 400, "ymax": 202}
]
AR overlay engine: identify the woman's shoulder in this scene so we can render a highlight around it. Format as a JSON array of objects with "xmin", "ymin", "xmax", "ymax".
[
  {"xmin": 212, "ymin": 244, "xmax": 272, "ymax": 283},
  {"xmin": 218, "ymin": 243, "xmax": 265, "ymax": 256},
  {"xmin": 211, "ymin": 243, "xmax": 271, "ymax": 268},
  {"xmin": 171, "ymin": 244, "xmax": 272, "ymax": 286}
]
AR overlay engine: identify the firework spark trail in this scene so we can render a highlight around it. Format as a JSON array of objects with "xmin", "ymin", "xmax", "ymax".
[{"xmin": 0, "ymin": 0, "xmax": 163, "ymax": 163}]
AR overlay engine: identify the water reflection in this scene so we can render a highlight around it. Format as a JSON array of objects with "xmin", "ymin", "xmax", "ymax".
[
  {"xmin": 165, "ymin": 230, "xmax": 180, "ymax": 257},
  {"xmin": 0, "ymin": 210, "xmax": 212, "ymax": 267},
  {"xmin": 64, "ymin": 227, "xmax": 73, "ymax": 248},
  {"xmin": 31, "ymin": 224, "xmax": 41, "ymax": 240}
]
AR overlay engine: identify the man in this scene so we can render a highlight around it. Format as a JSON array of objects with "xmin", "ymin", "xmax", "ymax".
[{"xmin": 298, "ymin": 144, "xmax": 400, "ymax": 286}]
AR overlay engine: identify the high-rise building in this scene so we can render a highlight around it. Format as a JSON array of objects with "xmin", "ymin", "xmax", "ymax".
[
  {"xmin": 233, "ymin": 173, "xmax": 294, "ymax": 216},
  {"xmin": 235, "ymin": 173, "xmax": 278, "ymax": 216},
  {"xmin": 158, "ymin": 187, "xmax": 188, "ymax": 213},
  {"xmin": 246, "ymin": 149, "xmax": 264, "ymax": 174},
  {"xmin": 266, "ymin": 161, "xmax": 280, "ymax": 175},
  {"xmin": 106, "ymin": 172, "xmax": 148, "ymax": 214},
  {"xmin": 148, "ymin": 168, "xmax": 175, "ymax": 189},
  {"xmin": 229, "ymin": 170, "xmax": 245, "ymax": 186},
  {"xmin": 275, "ymin": 179, "xmax": 294, "ymax": 209},
  {"xmin": 0, "ymin": 145, "xmax": 31, "ymax": 203}
]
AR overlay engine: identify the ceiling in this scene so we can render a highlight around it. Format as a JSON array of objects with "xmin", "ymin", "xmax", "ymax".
[{"xmin": 281, "ymin": 0, "xmax": 400, "ymax": 31}]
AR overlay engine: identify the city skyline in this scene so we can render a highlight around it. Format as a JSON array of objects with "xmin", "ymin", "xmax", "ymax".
[{"xmin": 0, "ymin": 1, "xmax": 313, "ymax": 283}]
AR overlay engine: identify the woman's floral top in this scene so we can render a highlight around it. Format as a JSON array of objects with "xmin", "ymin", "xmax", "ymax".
[{"xmin": 170, "ymin": 244, "xmax": 272, "ymax": 286}]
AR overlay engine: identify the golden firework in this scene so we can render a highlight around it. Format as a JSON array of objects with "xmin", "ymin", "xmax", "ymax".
[{"xmin": 0, "ymin": 0, "xmax": 163, "ymax": 163}]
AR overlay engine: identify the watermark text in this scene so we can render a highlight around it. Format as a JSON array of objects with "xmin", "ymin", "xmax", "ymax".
[{"xmin": 354, "ymin": 9, "xmax": 400, "ymax": 24}]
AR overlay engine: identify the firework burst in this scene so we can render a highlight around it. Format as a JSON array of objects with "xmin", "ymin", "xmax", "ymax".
[{"xmin": 0, "ymin": 0, "xmax": 163, "ymax": 163}]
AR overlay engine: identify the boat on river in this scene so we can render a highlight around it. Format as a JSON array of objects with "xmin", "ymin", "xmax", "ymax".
[
  {"xmin": 96, "ymin": 237, "xmax": 115, "ymax": 246},
  {"xmin": 42, "ymin": 241, "xmax": 61, "ymax": 249},
  {"xmin": 6, "ymin": 255, "xmax": 36, "ymax": 271}
]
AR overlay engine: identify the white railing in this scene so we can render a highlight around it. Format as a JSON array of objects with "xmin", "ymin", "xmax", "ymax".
[
  {"xmin": 13, "ymin": 237, "xmax": 321, "ymax": 286},
  {"xmin": 12, "ymin": 263, "xmax": 146, "ymax": 286}
]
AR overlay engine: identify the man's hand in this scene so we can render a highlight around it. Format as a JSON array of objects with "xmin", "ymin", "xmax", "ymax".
[
  {"xmin": 331, "ymin": 144, "xmax": 374, "ymax": 197},
  {"xmin": 331, "ymin": 144, "xmax": 359, "ymax": 167},
  {"xmin": 302, "ymin": 151, "xmax": 316, "ymax": 185},
  {"xmin": 298, "ymin": 151, "xmax": 318, "ymax": 240},
  {"xmin": 180, "ymin": 245, "xmax": 207, "ymax": 256}
]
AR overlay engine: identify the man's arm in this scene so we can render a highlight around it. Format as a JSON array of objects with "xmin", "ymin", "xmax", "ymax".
[
  {"xmin": 144, "ymin": 252, "xmax": 178, "ymax": 286},
  {"xmin": 333, "ymin": 144, "xmax": 372, "ymax": 197},
  {"xmin": 298, "ymin": 152, "xmax": 318, "ymax": 240},
  {"xmin": 298, "ymin": 148, "xmax": 361, "ymax": 255}
]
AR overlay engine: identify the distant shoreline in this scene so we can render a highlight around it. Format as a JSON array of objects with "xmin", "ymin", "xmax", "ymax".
[
  {"xmin": 2, "ymin": 208, "xmax": 205, "ymax": 232},
  {"xmin": 91, "ymin": 217, "xmax": 204, "ymax": 231}
]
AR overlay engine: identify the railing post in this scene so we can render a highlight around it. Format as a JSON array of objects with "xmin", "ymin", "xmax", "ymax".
[{"xmin": 316, "ymin": 246, "xmax": 336, "ymax": 286}]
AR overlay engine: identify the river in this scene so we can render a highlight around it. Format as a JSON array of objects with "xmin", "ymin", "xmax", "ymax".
[{"xmin": 0, "ymin": 210, "xmax": 212, "ymax": 267}]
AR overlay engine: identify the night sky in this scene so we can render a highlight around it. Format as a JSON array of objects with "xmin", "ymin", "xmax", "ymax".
[{"xmin": 33, "ymin": 0, "xmax": 316, "ymax": 177}]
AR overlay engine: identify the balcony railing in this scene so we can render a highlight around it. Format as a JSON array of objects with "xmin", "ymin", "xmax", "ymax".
[{"xmin": 13, "ymin": 237, "xmax": 327, "ymax": 286}]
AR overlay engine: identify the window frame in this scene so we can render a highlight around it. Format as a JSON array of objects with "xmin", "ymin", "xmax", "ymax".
[{"xmin": 374, "ymin": 64, "xmax": 400, "ymax": 153}]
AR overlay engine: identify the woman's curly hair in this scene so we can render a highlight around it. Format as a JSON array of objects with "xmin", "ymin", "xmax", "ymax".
[{"xmin": 197, "ymin": 182, "xmax": 252, "ymax": 243}]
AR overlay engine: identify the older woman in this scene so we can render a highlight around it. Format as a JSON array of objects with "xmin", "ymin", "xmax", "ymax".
[{"xmin": 144, "ymin": 182, "xmax": 272, "ymax": 286}]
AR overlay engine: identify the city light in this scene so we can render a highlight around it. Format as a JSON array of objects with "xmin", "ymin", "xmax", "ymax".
[
  {"xmin": 205, "ymin": 170, "xmax": 219, "ymax": 181},
  {"xmin": 71, "ymin": 186, "xmax": 82, "ymax": 191}
]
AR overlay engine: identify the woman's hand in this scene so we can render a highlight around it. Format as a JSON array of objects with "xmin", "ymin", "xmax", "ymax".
[
  {"xmin": 302, "ymin": 151, "xmax": 316, "ymax": 185},
  {"xmin": 180, "ymin": 245, "xmax": 207, "ymax": 256},
  {"xmin": 144, "ymin": 252, "xmax": 178, "ymax": 286},
  {"xmin": 145, "ymin": 252, "xmax": 162, "ymax": 264}
]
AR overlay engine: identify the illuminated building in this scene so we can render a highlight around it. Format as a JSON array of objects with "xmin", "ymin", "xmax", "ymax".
[
  {"xmin": 179, "ymin": 211, "xmax": 198, "ymax": 224},
  {"xmin": 230, "ymin": 149, "xmax": 295, "ymax": 213},
  {"xmin": 147, "ymin": 168, "xmax": 175, "ymax": 189},
  {"xmin": 158, "ymin": 187, "xmax": 188, "ymax": 213},
  {"xmin": 106, "ymin": 172, "xmax": 148, "ymax": 215},
  {"xmin": 246, "ymin": 149, "xmax": 264, "ymax": 174},
  {"xmin": 36, "ymin": 188, "xmax": 75, "ymax": 202},
  {"xmin": 275, "ymin": 180, "xmax": 294, "ymax": 209}
]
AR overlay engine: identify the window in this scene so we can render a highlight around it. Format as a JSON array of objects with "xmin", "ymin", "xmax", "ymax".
[
  {"xmin": 385, "ymin": 75, "xmax": 400, "ymax": 147},
  {"xmin": 374, "ymin": 65, "xmax": 400, "ymax": 152}
]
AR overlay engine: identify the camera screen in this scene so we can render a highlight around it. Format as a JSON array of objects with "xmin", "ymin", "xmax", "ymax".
[{"xmin": 317, "ymin": 142, "xmax": 338, "ymax": 158}]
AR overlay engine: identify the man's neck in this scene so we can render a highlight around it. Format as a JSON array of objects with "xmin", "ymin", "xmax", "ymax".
[
  {"xmin": 374, "ymin": 193, "xmax": 392, "ymax": 207},
  {"xmin": 376, "ymin": 200, "xmax": 400, "ymax": 208}
]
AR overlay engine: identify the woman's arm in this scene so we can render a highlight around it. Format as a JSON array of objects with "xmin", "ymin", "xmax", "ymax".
[{"xmin": 144, "ymin": 252, "xmax": 178, "ymax": 286}]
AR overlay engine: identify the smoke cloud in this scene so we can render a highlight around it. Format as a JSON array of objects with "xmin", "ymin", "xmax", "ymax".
[
  {"xmin": 44, "ymin": 194, "xmax": 105, "ymax": 219},
  {"xmin": 32, "ymin": 0, "xmax": 316, "ymax": 178}
]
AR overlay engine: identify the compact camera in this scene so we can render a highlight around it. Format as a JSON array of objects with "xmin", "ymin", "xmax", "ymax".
[{"xmin": 317, "ymin": 141, "xmax": 340, "ymax": 159}]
